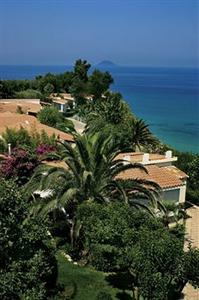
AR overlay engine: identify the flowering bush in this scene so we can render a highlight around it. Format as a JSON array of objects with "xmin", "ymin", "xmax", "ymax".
[
  {"xmin": 0, "ymin": 147, "xmax": 39, "ymax": 185},
  {"xmin": 36, "ymin": 144, "xmax": 56, "ymax": 155}
]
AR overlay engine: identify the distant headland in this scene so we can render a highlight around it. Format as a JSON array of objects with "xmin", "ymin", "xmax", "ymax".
[{"xmin": 97, "ymin": 60, "xmax": 116, "ymax": 67}]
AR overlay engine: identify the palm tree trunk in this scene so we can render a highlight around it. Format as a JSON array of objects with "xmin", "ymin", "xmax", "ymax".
[{"xmin": 70, "ymin": 219, "xmax": 75, "ymax": 247}]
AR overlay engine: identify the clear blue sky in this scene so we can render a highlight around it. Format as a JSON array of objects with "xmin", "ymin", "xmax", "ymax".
[{"xmin": 0, "ymin": 0, "xmax": 198, "ymax": 67}]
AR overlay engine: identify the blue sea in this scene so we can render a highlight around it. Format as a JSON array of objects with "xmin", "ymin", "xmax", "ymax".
[{"xmin": 0, "ymin": 65, "xmax": 198, "ymax": 153}]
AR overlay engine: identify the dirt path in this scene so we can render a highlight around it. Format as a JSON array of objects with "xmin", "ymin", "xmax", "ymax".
[{"xmin": 183, "ymin": 206, "xmax": 199, "ymax": 299}]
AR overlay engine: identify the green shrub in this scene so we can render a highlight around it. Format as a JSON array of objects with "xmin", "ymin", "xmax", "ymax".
[
  {"xmin": 0, "ymin": 179, "xmax": 58, "ymax": 299},
  {"xmin": 96, "ymin": 290, "xmax": 113, "ymax": 300},
  {"xmin": 2, "ymin": 127, "xmax": 31, "ymax": 149},
  {"xmin": 15, "ymin": 88, "xmax": 42, "ymax": 99},
  {"xmin": 77, "ymin": 203, "xmax": 162, "ymax": 272},
  {"xmin": 38, "ymin": 106, "xmax": 75, "ymax": 133},
  {"xmin": 186, "ymin": 188, "xmax": 199, "ymax": 206},
  {"xmin": 56, "ymin": 119, "xmax": 75, "ymax": 133},
  {"xmin": 0, "ymin": 138, "xmax": 6, "ymax": 153},
  {"xmin": 77, "ymin": 202, "xmax": 199, "ymax": 299},
  {"xmin": 38, "ymin": 106, "xmax": 64, "ymax": 127},
  {"xmin": 44, "ymin": 83, "xmax": 54, "ymax": 95},
  {"xmin": 2, "ymin": 127, "xmax": 57, "ymax": 151},
  {"xmin": 174, "ymin": 152, "xmax": 199, "ymax": 206}
]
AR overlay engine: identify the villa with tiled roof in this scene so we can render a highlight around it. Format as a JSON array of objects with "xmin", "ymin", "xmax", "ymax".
[
  {"xmin": 44, "ymin": 93, "xmax": 93, "ymax": 113},
  {"xmin": 116, "ymin": 151, "xmax": 188, "ymax": 203},
  {"xmin": 50, "ymin": 93, "xmax": 76, "ymax": 112}
]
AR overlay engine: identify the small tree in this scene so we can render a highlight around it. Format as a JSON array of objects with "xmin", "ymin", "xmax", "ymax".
[
  {"xmin": 88, "ymin": 69, "xmax": 113, "ymax": 101},
  {"xmin": 38, "ymin": 106, "xmax": 64, "ymax": 127},
  {"xmin": 44, "ymin": 83, "xmax": 54, "ymax": 95},
  {"xmin": 78, "ymin": 202, "xmax": 199, "ymax": 300},
  {"xmin": 0, "ymin": 179, "xmax": 58, "ymax": 299},
  {"xmin": 73, "ymin": 59, "xmax": 91, "ymax": 82}
]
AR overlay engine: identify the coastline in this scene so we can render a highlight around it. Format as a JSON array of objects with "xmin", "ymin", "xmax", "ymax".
[{"xmin": 0, "ymin": 65, "xmax": 198, "ymax": 153}]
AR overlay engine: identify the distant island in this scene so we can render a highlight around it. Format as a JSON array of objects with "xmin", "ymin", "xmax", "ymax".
[{"xmin": 97, "ymin": 60, "xmax": 116, "ymax": 67}]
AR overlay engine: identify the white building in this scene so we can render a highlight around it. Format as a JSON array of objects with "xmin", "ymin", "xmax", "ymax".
[
  {"xmin": 51, "ymin": 93, "xmax": 76, "ymax": 112},
  {"xmin": 117, "ymin": 151, "xmax": 188, "ymax": 204}
]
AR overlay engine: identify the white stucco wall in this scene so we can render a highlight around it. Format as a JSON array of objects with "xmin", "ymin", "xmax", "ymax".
[{"xmin": 179, "ymin": 185, "xmax": 186, "ymax": 203}]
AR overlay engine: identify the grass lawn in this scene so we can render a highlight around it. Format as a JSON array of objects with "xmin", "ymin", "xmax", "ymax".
[{"xmin": 56, "ymin": 251, "xmax": 132, "ymax": 300}]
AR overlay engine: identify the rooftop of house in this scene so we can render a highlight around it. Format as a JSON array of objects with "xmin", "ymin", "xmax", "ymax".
[
  {"xmin": 52, "ymin": 98, "xmax": 71, "ymax": 105},
  {"xmin": 42, "ymin": 150, "xmax": 188, "ymax": 190},
  {"xmin": 43, "ymin": 160, "xmax": 187, "ymax": 190},
  {"xmin": 116, "ymin": 164, "xmax": 188, "ymax": 189},
  {"xmin": 0, "ymin": 100, "xmax": 41, "ymax": 114},
  {"xmin": 116, "ymin": 151, "xmax": 177, "ymax": 165},
  {"xmin": 0, "ymin": 112, "xmax": 74, "ymax": 142},
  {"xmin": 50, "ymin": 93, "xmax": 93, "ymax": 104},
  {"xmin": 50, "ymin": 93, "xmax": 75, "ymax": 104}
]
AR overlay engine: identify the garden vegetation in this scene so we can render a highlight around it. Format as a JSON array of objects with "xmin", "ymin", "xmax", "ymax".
[{"xmin": 0, "ymin": 59, "xmax": 199, "ymax": 299}]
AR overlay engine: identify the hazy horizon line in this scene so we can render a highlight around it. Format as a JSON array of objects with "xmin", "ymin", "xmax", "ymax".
[{"xmin": 0, "ymin": 63, "xmax": 198, "ymax": 69}]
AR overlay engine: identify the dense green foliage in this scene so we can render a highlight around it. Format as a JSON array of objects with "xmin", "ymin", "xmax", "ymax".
[
  {"xmin": 0, "ymin": 79, "xmax": 30, "ymax": 99},
  {"xmin": 38, "ymin": 106, "xmax": 75, "ymax": 133},
  {"xmin": 0, "ymin": 179, "xmax": 58, "ymax": 299},
  {"xmin": 0, "ymin": 59, "xmax": 158, "ymax": 152},
  {"xmin": 88, "ymin": 69, "xmax": 113, "ymax": 101},
  {"xmin": 0, "ymin": 59, "xmax": 199, "ymax": 299},
  {"xmin": 1, "ymin": 126, "xmax": 57, "ymax": 151},
  {"xmin": 77, "ymin": 202, "xmax": 199, "ymax": 300},
  {"xmin": 26, "ymin": 133, "xmax": 159, "ymax": 251},
  {"xmin": 174, "ymin": 151, "xmax": 199, "ymax": 205},
  {"xmin": 38, "ymin": 106, "xmax": 65, "ymax": 127},
  {"xmin": 57, "ymin": 251, "xmax": 118, "ymax": 300},
  {"xmin": 0, "ymin": 59, "xmax": 113, "ymax": 104},
  {"xmin": 15, "ymin": 88, "xmax": 43, "ymax": 99},
  {"xmin": 0, "ymin": 72, "xmax": 73, "ymax": 99},
  {"xmin": 82, "ymin": 91, "xmax": 157, "ymax": 152}
]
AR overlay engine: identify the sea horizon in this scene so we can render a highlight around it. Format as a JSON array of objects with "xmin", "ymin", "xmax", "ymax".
[{"xmin": 0, "ymin": 64, "xmax": 198, "ymax": 153}]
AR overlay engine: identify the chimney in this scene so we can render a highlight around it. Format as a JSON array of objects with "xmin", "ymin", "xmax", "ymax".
[
  {"xmin": 142, "ymin": 153, "xmax": 149, "ymax": 164},
  {"xmin": 123, "ymin": 155, "xmax": 131, "ymax": 165},
  {"xmin": 165, "ymin": 150, "xmax": 172, "ymax": 159}
]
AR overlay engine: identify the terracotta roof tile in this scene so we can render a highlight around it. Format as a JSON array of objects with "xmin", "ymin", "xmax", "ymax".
[
  {"xmin": 116, "ymin": 164, "xmax": 185, "ymax": 189},
  {"xmin": 0, "ymin": 101, "xmax": 41, "ymax": 114},
  {"xmin": 164, "ymin": 166, "xmax": 188, "ymax": 179},
  {"xmin": 0, "ymin": 112, "xmax": 74, "ymax": 142}
]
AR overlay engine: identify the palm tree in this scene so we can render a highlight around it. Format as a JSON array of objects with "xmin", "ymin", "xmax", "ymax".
[
  {"xmin": 152, "ymin": 201, "xmax": 188, "ymax": 228},
  {"xmin": 27, "ymin": 132, "xmax": 161, "ymax": 245},
  {"xmin": 131, "ymin": 118, "xmax": 158, "ymax": 151}
]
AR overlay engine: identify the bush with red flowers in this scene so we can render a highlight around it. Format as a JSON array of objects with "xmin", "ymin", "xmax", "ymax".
[
  {"xmin": 0, "ymin": 147, "xmax": 39, "ymax": 185},
  {"xmin": 36, "ymin": 144, "xmax": 56, "ymax": 156}
]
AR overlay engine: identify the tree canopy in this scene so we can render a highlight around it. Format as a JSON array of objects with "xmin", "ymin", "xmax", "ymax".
[{"xmin": 0, "ymin": 179, "xmax": 58, "ymax": 299}]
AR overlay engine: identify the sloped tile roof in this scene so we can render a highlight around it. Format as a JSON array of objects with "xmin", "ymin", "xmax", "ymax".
[
  {"xmin": 0, "ymin": 112, "xmax": 74, "ymax": 142},
  {"xmin": 164, "ymin": 165, "xmax": 188, "ymax": 179},
  {"xmin": 116, "ymin": 164, "xmax": 186, "ymax": 189},
  {"xmin": 0, "ymin": 101, "xmax": 41, "ymax": 114}
]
